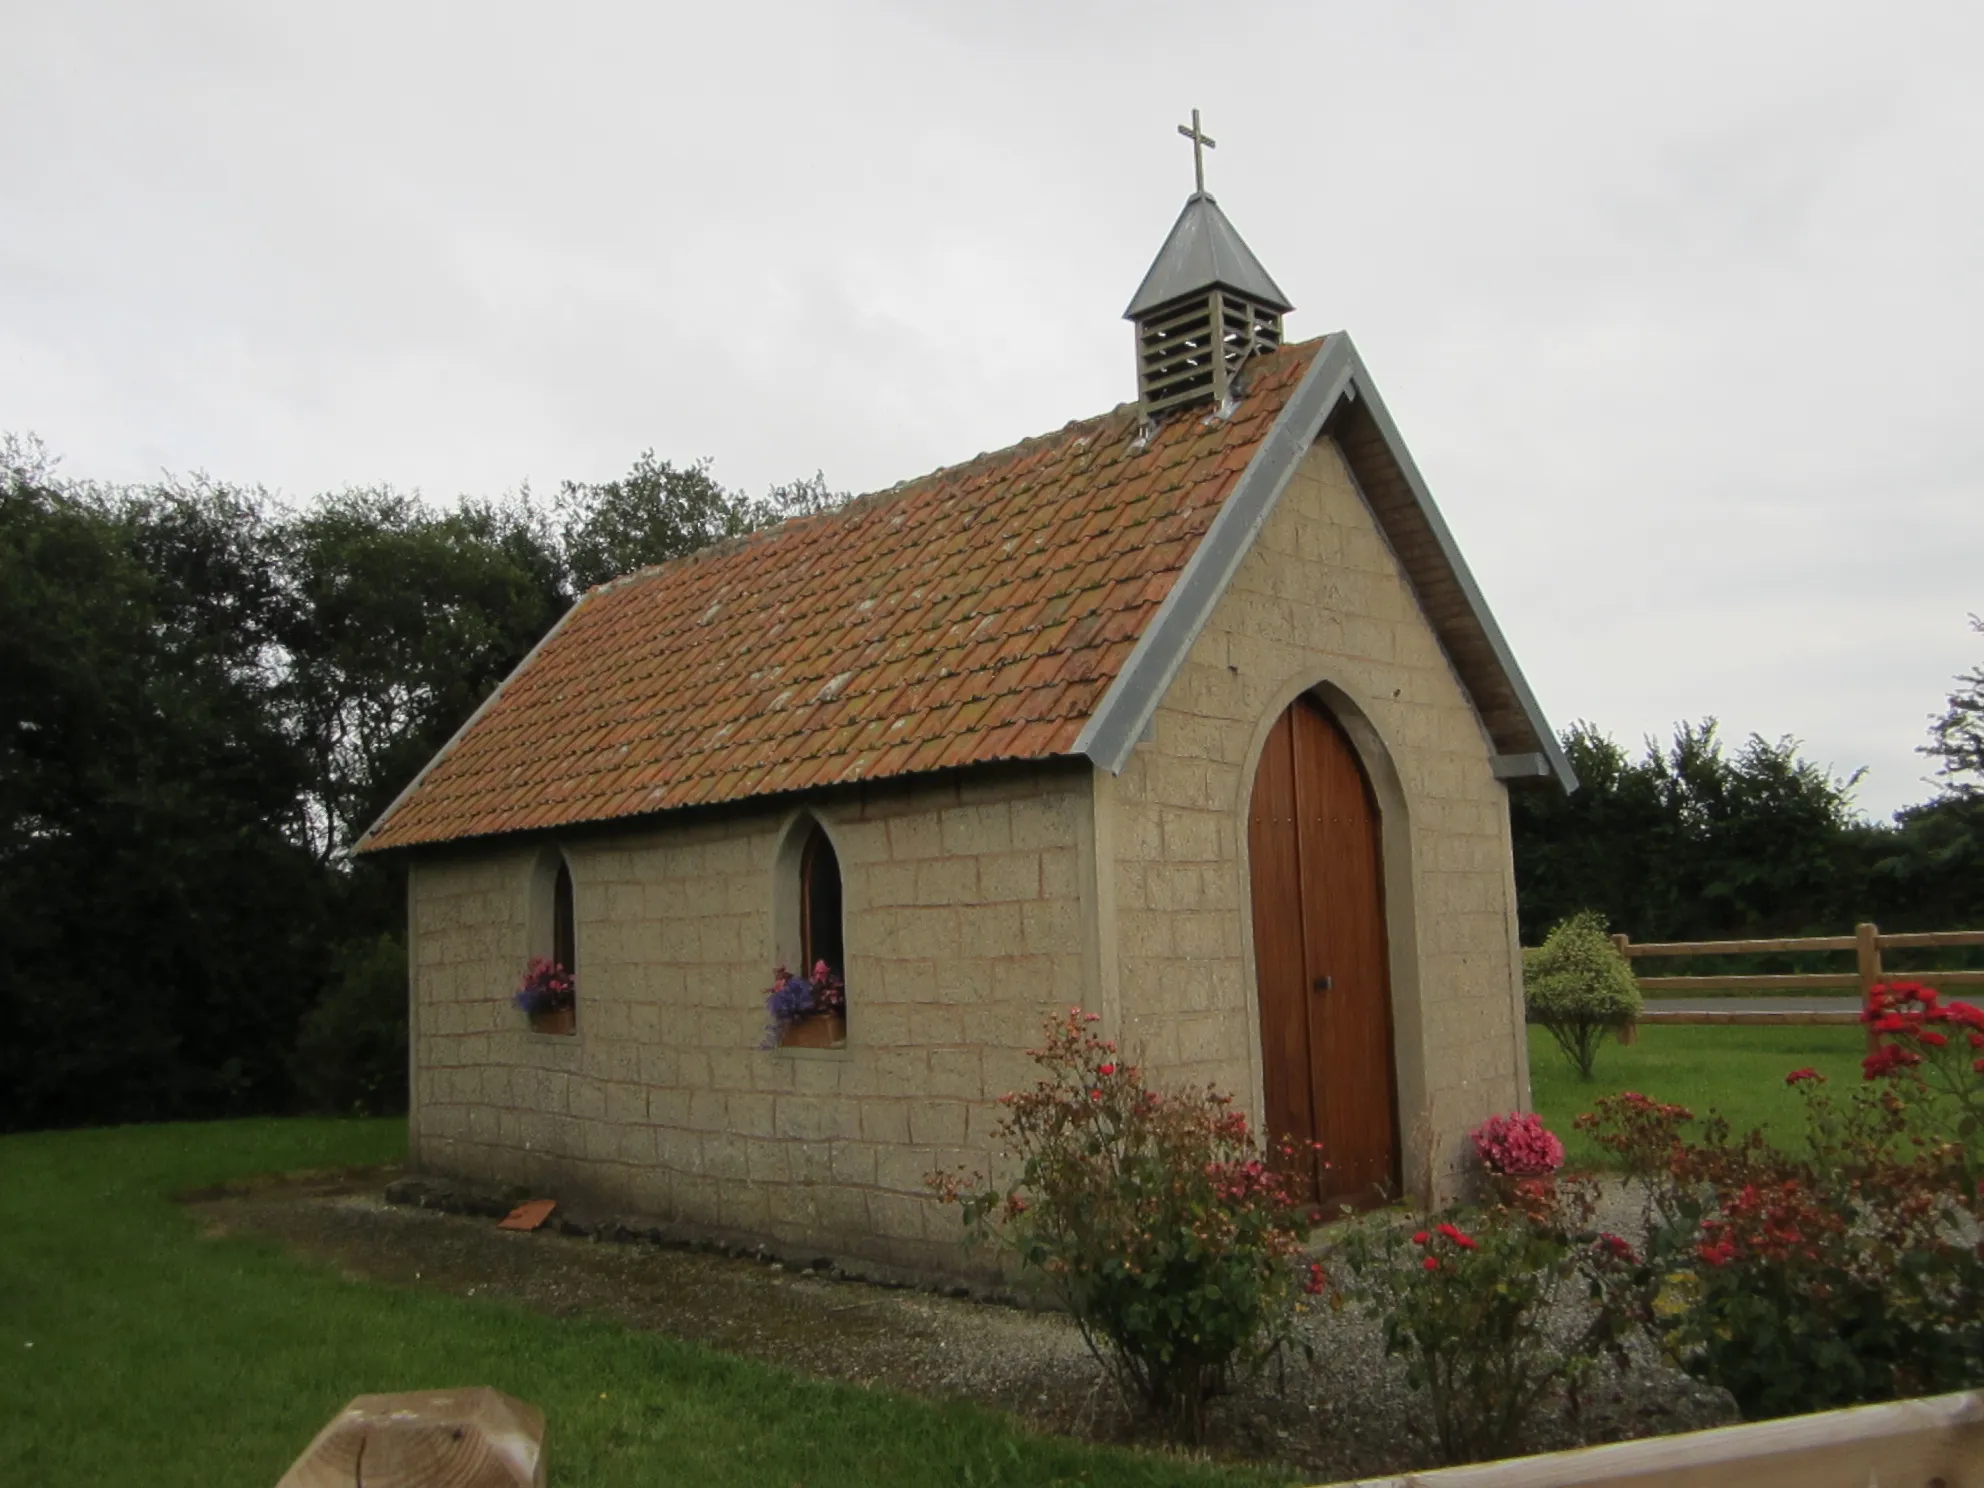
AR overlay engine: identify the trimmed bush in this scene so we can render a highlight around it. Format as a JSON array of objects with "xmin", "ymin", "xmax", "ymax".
[{"xmin": 1524, "ymin": 911, "xmax": 1641, "ymax": 1080}]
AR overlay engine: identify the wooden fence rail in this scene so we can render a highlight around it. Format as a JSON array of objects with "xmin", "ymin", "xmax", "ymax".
[
  {"xmin": 1326, "ymin": 1388, "xmax": 1984, "ymax": 1488},
  {"xmin": 1606, "ymin": 921, "xmax": 1984, "ymax": 1033}
]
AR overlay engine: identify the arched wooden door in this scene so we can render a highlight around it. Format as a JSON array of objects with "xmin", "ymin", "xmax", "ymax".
[{"xmin": 1247, "ymin": 695, "xmax": 1399, "ymax": 1207}]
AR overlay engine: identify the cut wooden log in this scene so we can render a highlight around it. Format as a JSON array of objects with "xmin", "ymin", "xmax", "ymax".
[{"xmin": 276, "ymin": 1387, "xmax": 544, "ymax": 1488}]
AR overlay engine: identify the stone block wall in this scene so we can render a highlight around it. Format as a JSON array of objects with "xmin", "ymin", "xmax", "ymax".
[
  {"xmin": 407, "ymin": 763, "xmax": 1097, "ymax": 1280},
  {"xmin": 408, "ymin": 432, "xmax": 1536, "ymax": 1265},
  {"xmin": 1106, "ymin": 434, "xmax": 1528, "ymax": 1203}
]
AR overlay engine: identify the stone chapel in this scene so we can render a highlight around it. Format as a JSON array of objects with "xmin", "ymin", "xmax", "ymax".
[{"xmin": 357, "ymin": 125, "xmax": 1575, "ymax": 1281}]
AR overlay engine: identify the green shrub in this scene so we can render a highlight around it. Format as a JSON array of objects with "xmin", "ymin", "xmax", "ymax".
[
  {"xmin": 1331, "ymin": 1178, "xmax": 1645, "ymax": 1464},
  {"xmin": 929, "ymin": 1010, "xmax": 1320, "ymax": 1443},
  {"xmin": 293, "ymin": 932, "xmax": 409, "ymax": 1115},
  {"xmin": 1525, "ymin": 911, "xmax": 1641, "ymax": 1080}
]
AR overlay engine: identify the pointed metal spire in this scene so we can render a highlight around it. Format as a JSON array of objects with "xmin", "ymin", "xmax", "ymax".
[
  {"xmin": 1125, "ymin": 111, "xmax": 1293, "ymax": 417},
  {"xmin": 1123, "ymin": 191, "xmax": 1294, "ymax": 320}
]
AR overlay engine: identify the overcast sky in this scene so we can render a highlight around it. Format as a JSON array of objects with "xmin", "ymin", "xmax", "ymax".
[{"xmin": 6, "ymin": 1, "xmax": 1980, "ymax": 819}]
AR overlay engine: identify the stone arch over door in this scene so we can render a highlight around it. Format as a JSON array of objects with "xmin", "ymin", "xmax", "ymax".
[{"xmin": 1246, "ymin": 691, "xmax": 1401, "ymax": 1207}]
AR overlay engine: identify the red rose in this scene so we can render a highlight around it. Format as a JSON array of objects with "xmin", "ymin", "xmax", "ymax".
[
  {"xmin": 1595, "ymin": 1232, "xmax": 1638, "ymax": 1263},
  {"xmin": 1864, "ymin": 1044, "xmax": 1922, "ymax": 1079},
  {"xmin": 1422, "ymin": 1257, "xmax": 1439, "ymax": 1271}
]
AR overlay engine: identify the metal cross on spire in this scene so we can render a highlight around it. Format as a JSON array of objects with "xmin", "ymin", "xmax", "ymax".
[{"xmin": 1177, "ymin": 108, "xmax": 1216, "ymax": 196}]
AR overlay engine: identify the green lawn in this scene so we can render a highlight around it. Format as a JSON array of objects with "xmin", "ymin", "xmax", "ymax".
[
  {"xmin": 0, "ymin": 1118, "xmax": 1279, "ymax": 1488},
  {"xmin": 1527, "ymin": 1024, "xmax": 1870, "ymax": 1168}
]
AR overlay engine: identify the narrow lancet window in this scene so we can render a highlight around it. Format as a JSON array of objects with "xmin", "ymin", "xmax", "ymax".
[
  {"xmin": 519, "ymin": 850, "xmax": 578, "ymax": 1036},
  {"xmin": 771, "ymin": 821, "xmax": 847, "ymax": 1049},
  {"xmin": 800, "ymin": 825, "xmax": 844, "ymax": 978},
  {"xmin": 553, "ymin": 861, "xmax": 576, "ymax": 980}
]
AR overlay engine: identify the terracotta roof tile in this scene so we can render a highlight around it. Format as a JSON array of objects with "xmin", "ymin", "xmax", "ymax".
[{"xmin": 358, "ymin": 340, "xmax": 1326, "ymax": 852}]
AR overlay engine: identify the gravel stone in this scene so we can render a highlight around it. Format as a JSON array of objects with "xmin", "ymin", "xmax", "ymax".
[{"xmin": 183, "ymin": 1168, "xmax": 1736, "ymax": 1482}]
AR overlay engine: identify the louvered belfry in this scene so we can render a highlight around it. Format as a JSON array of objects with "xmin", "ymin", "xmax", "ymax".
[{"xmin": 1126, "ymin": 191, "xmax": 1293, "ymax": 420}]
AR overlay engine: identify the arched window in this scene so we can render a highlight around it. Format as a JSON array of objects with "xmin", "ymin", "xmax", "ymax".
[
  {"xmin": 553, "ymin": 860, "xmax": 576, "ymax": 981},
  {"xmin": 800, "ymin": 825, "xmax": 844, "ymax": 977},
  {"xmin": 771, "ymin": 818, "xmax": 847, "ymax": 1049},
  {"xmin": 522, "ymin": 848, "xmax": 578, "ymax": 1036}
]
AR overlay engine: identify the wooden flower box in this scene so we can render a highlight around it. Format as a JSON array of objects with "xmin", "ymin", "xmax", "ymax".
[
  {"xmin": 529, "ymin": 1005, "xmax": 576, "ymax": 1037},
  {"xmin": 781, "ymin": 1011, "xmax": 846, "ymax": 1049}
]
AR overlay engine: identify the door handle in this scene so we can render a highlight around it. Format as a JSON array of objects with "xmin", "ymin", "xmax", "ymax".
[{"xmin": 1312, "ymin": 976, "xmax": 1333, "ymax": 993}]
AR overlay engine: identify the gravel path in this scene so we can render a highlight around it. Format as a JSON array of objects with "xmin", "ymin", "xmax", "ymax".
[{"xmin": 184, "ymin": 1169, "xmax": 1735, "ymax": 1483}]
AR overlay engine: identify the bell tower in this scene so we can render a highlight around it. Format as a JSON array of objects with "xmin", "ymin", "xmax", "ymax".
[{"xmin": 1126, "ymin": 110, "xmax": 1293, "ymax": 420}]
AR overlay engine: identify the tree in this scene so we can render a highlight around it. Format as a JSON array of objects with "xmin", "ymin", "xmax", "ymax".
[
  {"xmin": 557, "ymin": 454, "xmax": 850, "ymax": 592},
  {"xmin": 1864, "ymin": 794, "xmax": 1984, "ymax": 931},
  {"xmin": 0, "ymin": 433, "xmax": 851, "ymax": 1131},
  {"xmin": 1864, "ymin": 627, "xmax": 1984, "ymax": 932},
  {"xmin": 556, "ymin": 452, "xmax": 755, "ymax": 591},
  {"xmin": 1925, "ymin": 616, "xmax": 1984, "ymax": 795},
  {"xmin": 273, "ymin": 488, "xmax": 565, "ymax": 860},
  {"xmin": 758, "ymin": 471, "xmax": 849, "ymax": 522},
  {"xmin": 0, "ymin": 446, "xmax": 328, "ymax": 1129},
  {"xmin": 1510, "ymin": 720, "xmax": 1867, "ymax": 945}
]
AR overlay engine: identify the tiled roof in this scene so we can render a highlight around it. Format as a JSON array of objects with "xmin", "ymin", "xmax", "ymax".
[{"xmin": 357, "ymin": 340, "xmax": 1326, "ymax": 853}]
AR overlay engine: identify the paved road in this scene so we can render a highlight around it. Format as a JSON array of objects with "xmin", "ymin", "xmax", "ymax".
[{"xmin": 1641, "ymin": 996, "xmax": 1863, "ymax": 1015}]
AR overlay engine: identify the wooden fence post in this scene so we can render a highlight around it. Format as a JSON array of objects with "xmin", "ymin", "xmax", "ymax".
[
  {"xmin": 1612, "ymin": 932, "xmax": 1639, "ymax": 1045},
  {"xmin": 1857, "ymin": 921, "xmax": 1882, "ymax": 1057}
]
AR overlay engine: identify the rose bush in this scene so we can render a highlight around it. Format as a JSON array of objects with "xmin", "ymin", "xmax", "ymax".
[
  {"xmin": 1580, "ymin": 1002, "xmax": 1984, "ymax": 1419},
  {"xmin": 1331, "ymin": 1167, "xmax": 1645, "ymax": 1465},
  {"xmin": 928, "ymin": 1009, "xmax": 1320, "ymax": 1442},
  {"xmin": 1862, "ymin": 980, "xmax": 1984, "ymax": 1161}
]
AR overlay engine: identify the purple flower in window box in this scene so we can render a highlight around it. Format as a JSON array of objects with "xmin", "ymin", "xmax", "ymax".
[
  {"xmin": 514, "ymin": 957, "xmax": 576, "ymax": 1016},
  {"xmin": 761, "ymin": 961, "xmax": 846, "ymax": 1047}
]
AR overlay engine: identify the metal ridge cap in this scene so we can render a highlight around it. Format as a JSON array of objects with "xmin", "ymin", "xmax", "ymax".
[{"xmin": 1331, "ymin": 337, "xmax": 1576, "ymax": 794}]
